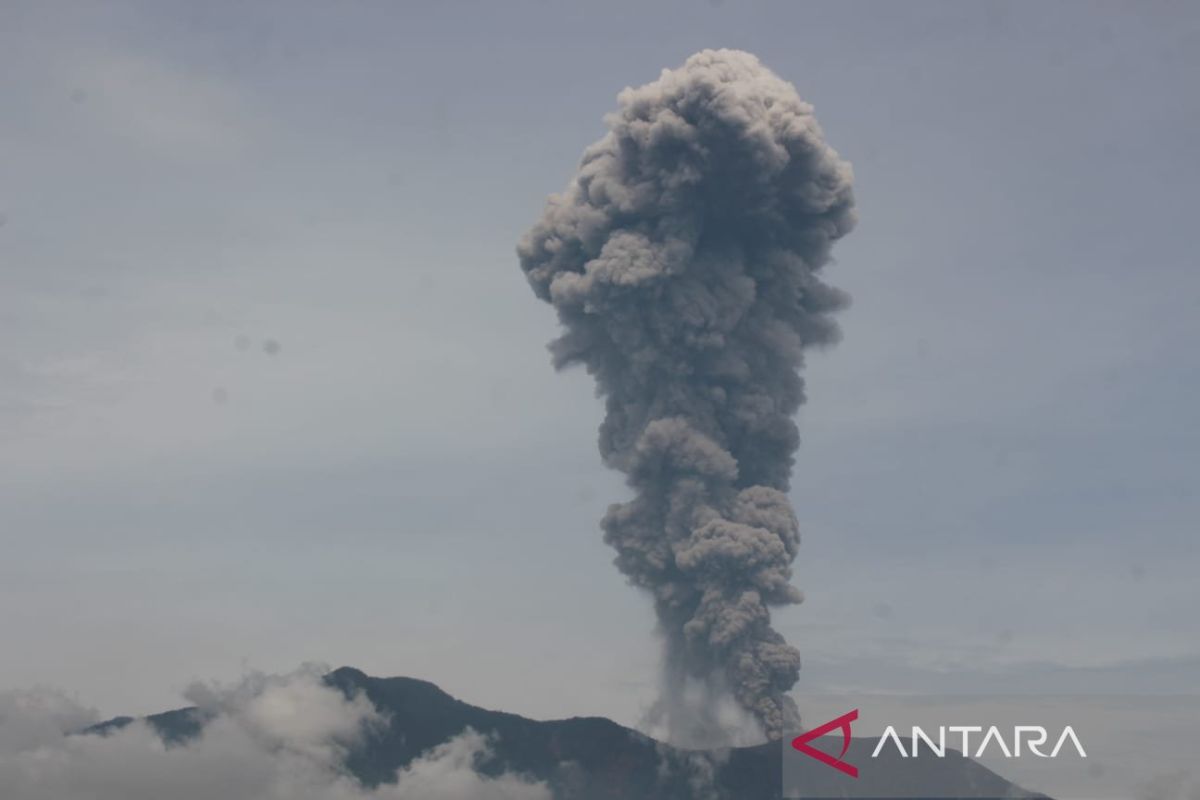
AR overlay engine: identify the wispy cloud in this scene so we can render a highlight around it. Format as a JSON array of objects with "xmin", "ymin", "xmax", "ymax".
[
  {"xmin": 0, "ymin": 667, "xmax": 550, "ymax": 800},
  {"xmin": 62, "ymin": 49, "xmax": 256, "ymax": 158}
]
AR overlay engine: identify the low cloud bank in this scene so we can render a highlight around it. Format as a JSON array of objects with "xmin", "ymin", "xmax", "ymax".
[{"xmin": 0, "ymin": 666, "xmax": 549, "ymax": 800}]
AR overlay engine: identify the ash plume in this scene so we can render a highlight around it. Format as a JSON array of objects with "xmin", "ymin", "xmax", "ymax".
[{"xmin": 517, "ymin": 49, "xmax": 856, "ymax": 742}]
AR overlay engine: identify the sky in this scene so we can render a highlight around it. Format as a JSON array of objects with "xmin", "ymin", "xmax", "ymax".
[
  {"xmin": 1, "ymin": 0, "xmax": 1198, "ymax": 728},
  {"xmin": 0, "ymin": 668, "xmax": 553, "ymax": 799}
]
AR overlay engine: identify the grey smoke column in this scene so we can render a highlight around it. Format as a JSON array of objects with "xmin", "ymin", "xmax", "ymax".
[{"xmin": 518, "ymin": 50, "xmax": 856, "ymax": 741}]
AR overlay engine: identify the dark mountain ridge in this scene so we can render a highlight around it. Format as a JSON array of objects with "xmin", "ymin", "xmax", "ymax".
[{"xmin": 84, "ymin": 667, "xmax": 1043, "ymax": 799}]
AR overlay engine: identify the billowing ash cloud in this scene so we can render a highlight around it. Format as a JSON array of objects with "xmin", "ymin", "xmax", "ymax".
[{"xmin": 518, "ymin": 49, "xmax": 856, "ymax": 743}]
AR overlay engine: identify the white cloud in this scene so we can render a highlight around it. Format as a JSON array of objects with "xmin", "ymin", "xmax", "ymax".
[
  {"xmin": 0, "ymin": 667, "xmax": 550, "ymax": 800},
  {"xmin": 385, "ymin": 731, "xmax": 554, "ymax": 800}
]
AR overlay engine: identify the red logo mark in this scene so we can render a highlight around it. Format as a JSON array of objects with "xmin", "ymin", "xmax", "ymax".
[{"xmin": 791, "ymin": 709, "xmax": 859, "ymax": 778}]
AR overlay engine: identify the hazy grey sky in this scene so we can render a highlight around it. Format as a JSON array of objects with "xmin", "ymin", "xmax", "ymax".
[{"xmin": 2, "ymin": 0, "xmax": 1197, "ymax": 726}]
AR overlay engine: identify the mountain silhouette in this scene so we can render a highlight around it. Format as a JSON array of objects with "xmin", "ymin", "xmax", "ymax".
[{"xmin": 84, "ymin": 667, "xmax": 1045, "ymax": 799}]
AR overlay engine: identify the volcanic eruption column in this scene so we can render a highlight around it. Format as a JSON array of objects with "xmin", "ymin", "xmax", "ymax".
[{"xmin": 518, "ymin": 50, "xmax": 856, "ymax": 741}]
